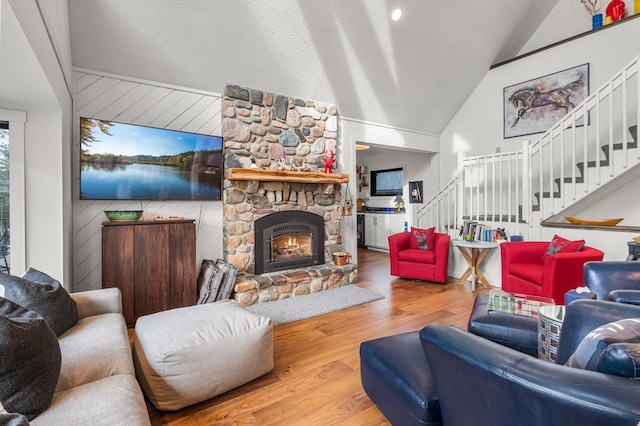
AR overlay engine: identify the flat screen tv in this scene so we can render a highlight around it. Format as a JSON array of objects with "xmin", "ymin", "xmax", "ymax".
[
  {"xmin": 370, "ymin": 167, "xmax": 403, "ymax": 196},
  {"xmin": 80, "ymin": 118, "xmax": 223, "ymax": 200}
]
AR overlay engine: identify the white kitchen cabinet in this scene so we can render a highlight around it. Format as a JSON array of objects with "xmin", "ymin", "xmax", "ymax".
[{"xmin": 364, "ymin": 213, "xmax": 405, "ymax": 250}]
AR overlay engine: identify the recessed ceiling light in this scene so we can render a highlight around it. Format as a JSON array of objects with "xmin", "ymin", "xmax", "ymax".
[
  {"xmin": 392, "ymin": 9, "xmax": 402, "ymax": 21},
  {"xmin": 356, "ymin": 144, "xmax": 370, "ymax": 151}
]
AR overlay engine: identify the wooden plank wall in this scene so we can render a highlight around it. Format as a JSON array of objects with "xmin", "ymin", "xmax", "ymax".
[{"xmin": 72, "ymin": 69, "xmax": 223, "ymax": 292}]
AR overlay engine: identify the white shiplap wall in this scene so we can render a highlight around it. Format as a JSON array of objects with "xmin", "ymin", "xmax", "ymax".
[{"xmin": 72, "ymin": 69, "xmax": 224, "ymax": 292}]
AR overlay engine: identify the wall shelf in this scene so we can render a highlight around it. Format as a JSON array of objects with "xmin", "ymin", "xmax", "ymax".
[{"xmin": 225, "ymin": 168, "xmax": 349, "ymax": 184}]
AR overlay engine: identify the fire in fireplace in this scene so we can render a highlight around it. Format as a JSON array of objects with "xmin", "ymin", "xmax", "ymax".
[{"xmin": 254, "ymin": 211, "xmax": 325, "ymax": 274}]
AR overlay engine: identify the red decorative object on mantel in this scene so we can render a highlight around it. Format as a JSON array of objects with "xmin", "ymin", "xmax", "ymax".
[
  {"xmin": 606, "ymin": 0, "xmax": 625, "ymax": 22},
  {"xmin": 322, "ymin": 149, "xmax": 335, "ymax": 174}
]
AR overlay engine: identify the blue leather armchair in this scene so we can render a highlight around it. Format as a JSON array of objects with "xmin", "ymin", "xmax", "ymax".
[
  {"xmin": 582, "ymin": 260, "xmax": 640, "ymax": 304},
  {"xmin": 421, "ymin": 299, "xmax": 640, "ymax": 426},
  {"xmin": 360, "ymin": 299, "xmax": 640, "ymax": 426}
]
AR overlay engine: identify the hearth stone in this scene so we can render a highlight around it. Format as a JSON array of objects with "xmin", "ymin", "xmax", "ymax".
[{"xmin": 233, "ymin": 263, "xmax": 357, "ymax": 307}]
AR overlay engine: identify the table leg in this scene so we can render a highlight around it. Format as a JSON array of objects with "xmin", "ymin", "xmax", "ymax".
[
  {"xmin": 474, "ymin": 248, "xmax": 492, "ymax": 289},
  {"xmin": 455, "ymin": 246, "xmax": 473, "ymax": 286},
  {"xmin": 455, "ymin": 245, "xmax": 494, "ymax": 291}
]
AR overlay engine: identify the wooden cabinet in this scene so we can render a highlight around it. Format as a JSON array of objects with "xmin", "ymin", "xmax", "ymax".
[
  {"xmin": 364, "ymin": 213, "xmax": 405, "ymax": 250},
  {"xmin": 102, "ymin": 219, "xmax": 196, "ymax": 326}
]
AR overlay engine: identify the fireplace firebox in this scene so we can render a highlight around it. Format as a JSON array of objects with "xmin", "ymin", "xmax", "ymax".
[{"xmin": 255, "ymin": 211, "xmax": 325, "ymax": 274}]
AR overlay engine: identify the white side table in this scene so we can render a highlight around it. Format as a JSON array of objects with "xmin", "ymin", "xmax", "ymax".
[
  {"xmin": 451, "ymin": 240, "xmax": 498, "ymax": 291},
  {"xmin": 538, "ymin": 305, "xmax": 565, "ymax": 362}
]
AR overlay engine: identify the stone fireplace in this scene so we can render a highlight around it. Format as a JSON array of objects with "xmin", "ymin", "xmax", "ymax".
[{"xmin": 221, "ymin": 84, "xmax": 356, "ymax": 306}]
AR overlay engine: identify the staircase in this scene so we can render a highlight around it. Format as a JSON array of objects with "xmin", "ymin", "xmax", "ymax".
[{"xmin": 417, "ymin": 54, "xmax": 640, "ymax": 240}]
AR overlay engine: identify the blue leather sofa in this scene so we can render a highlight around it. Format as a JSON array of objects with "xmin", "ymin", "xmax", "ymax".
[{"xmin": 360, "ymin": 298, "xmax": 640, "ymax": 425}]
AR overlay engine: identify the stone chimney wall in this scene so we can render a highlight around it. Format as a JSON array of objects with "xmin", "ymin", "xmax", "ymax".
[{"xmin": 221, "ymin": 84, "xmax": 352, "ymax": 306}]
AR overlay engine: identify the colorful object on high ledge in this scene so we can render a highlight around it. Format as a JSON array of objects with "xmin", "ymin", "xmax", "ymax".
[
  {"xmin": 321, "ymin": 149, "xmax": 335, "ymax": 174},
  {"xmin": 564, "ymin": 216, "xmax": 624, "ymax": 226},
  {"xmin": 592, "ymin": 13, "xmax": 603, "ymax": 28},
  {"xmin": 606, "ymin": 0, "xmax": 625, "ymax": 22}
]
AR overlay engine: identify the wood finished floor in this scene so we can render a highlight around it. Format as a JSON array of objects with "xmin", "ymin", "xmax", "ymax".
[{"xmin": 147, "ymin": 248, "xmax": 489, "ymax": 425}]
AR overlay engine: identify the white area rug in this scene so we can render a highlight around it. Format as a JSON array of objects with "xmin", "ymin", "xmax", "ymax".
[{"xmin": 245, "ymin": 285, "xmax": 384, "ymax": 325}]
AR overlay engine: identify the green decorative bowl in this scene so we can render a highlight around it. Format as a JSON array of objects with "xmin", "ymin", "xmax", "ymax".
[{"xmin": 104, "ymin": 210, "xmax": 143, "ymax": 221}]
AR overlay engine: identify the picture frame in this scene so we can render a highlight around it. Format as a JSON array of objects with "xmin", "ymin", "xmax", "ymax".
[
  {"xmin": 503, "ymin": 63, "xmax": 589, "ymax": 139},
  {"xmin": 409, "ymin": 181, "xmax": 423, "ymax": 203}
]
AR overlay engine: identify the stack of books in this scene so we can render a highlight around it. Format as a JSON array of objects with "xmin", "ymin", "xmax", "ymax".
[{"xmin": 461, "ymin": 220, "xmax": 500, "ymax": 242}]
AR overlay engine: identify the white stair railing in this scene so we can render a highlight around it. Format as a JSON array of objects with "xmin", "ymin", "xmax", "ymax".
[{"xmin": 417, "ymin": 54, "xmax": 640, "ymax": 237}]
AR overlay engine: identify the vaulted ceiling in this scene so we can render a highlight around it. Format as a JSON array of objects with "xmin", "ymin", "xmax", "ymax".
[{"xmin": 68, "ymin": 0, "xmax": 558, "ymax": 135}]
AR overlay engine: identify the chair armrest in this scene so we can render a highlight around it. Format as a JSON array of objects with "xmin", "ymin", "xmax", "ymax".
[
  {"xmin": 467, "ymin": 294, "xmax": 538, "ymax": 356},
  {"xmin": 607, "ymin": 289, "xmax": 640, "ymax": 305},
  {"xmin": 541, "ymin": 247, "xmax": 604, "ymax": 303},
  {"xmin": 388, "ymin": 232, "xmax": 412, "ymax": 277},
  {"xmin": 70, "ymin": 287, "xmax": 122, "ymax": 319},
  {"xmin": 420, "ymin": 324, "xmax": 640, "ymax": 426},
  {"xmin": 556, "ymin": 299, "xmax": 640, "ymax": 364},
  {"xmin": 584, "ymin": 261, "xmax": 640, "ymax": 299},
  {"xmin": 388, "ymin": 232, "xmax": 412, "ymax": 252}
]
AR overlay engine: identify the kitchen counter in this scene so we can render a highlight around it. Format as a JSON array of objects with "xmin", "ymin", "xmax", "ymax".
[{"xmin": 359, "ymin": 207, "xmax": 406, "ymax": 214}]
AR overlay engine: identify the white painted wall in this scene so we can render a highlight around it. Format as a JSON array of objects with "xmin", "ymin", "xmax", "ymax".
[
  {"xmin": 440, "ymin": 15, "xmax": 640, "ymax": 286},
  {"xmin": 341, "ymin": 116, "xmax": 439, "ymax": 263},
  {"xmin": 2, "ymin": 0, "xmax": 73, "ymax": 284}
]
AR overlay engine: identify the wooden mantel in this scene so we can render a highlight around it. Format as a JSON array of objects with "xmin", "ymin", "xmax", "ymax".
[{"xmin": 226, "ymin": 168, "xmax": 349, "ymax": 184}]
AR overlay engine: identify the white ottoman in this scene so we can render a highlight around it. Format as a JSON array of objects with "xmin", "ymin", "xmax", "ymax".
[{"xmin": 132, "ymin": 300, "xmax": 273, "ymax": 411}]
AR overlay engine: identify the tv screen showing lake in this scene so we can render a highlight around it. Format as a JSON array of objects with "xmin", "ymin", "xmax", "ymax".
[
  {"xmin": 79, "ymin": 117, "xmax": 223, "ymax": 200},
  {"xmin": 80, "ymin": 162, "xmax": 222, "ymax": 200}
]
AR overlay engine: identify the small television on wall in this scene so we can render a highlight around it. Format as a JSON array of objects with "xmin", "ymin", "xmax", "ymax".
[
  {"xmin": 79, "ymin": 118, "xmax": 223, "ymax": 201},
  {"xmin": 370, "ymin": 167, "xmax": 403, "ymax": 196}
]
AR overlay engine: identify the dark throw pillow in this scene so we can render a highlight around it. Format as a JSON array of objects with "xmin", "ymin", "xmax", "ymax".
[
  {"xmin": 565, "ymin": 318, "xmax": 640, "ymax": 370},
  {"xmin": 410, "ymin": 226, "xmax": 436, "ymax": 250},
  {"xmin": 594, "ymin": 343, "xmax": 640, "ymax": 379},
  {"xmin": 0, "ymin": 268, "xmax": 78, "ymax": 335},
  {"xmin": 540, "ymin": 234, "xmax": 585, "ymax": 263},
  {"xmin": 0, "ymin": 297, "xmax": 61, "ymax": 420}
]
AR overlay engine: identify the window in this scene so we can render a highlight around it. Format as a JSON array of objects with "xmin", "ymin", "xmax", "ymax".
[{"xmin": 370, "ymin": 167, "xmax": 403, "ymax": 196}]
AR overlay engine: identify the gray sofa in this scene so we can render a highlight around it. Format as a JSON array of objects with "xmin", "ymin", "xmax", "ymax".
[{"xmin": 29, "ymin": 287, "xmax": 150, "ymax": 425}]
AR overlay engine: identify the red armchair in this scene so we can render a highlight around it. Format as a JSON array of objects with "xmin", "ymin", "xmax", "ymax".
[
  {"xmin": 388, "ymin": 232, "xmax": 450, "ymax": 283},
  {"xmin": 500, "ymin": 241, "xmax": 604, "ymax": 304}
]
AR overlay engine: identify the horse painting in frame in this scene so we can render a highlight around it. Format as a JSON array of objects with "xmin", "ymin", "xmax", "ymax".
[{"xmin": 503, "ymin": 63, "xmax": 589, "ymax": 138}]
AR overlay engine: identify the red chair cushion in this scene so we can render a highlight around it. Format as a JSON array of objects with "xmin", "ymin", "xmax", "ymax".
[
  {"xmin": 509, "ymin": 262, "xmax": 544, "ymax": 285},
  {"xmin": 398, "ymin": 248, "xmax": 436, "ymax": 264},
  {"xmin": 410, "ymin": 227, "xmax": 436, "ymax": 250},
  {"xmin": 540, "ymin": 234, "xmax": 585, "ymax": 263}
]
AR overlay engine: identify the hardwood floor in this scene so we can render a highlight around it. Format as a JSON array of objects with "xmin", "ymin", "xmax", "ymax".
[{"xmin": 147, "ymin": 248, "xmax": 488, "ymax": 425}]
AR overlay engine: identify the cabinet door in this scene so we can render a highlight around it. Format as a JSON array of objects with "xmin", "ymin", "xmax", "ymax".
[
  {"xmin": 374, "ymin": 215, "xmax": 388, "ymax": 249},
  {"xmin": 134, "ymin": 224, "xmax": 170, "ymax": 319},
  {"xmin": 169, "ymin": 222, "xmax": 197, "ymax": 308},
  {"xmin": 102, "ymin": 225, "xmax": 135, "ymax": 325},
  {"xmin": 364, "ymin": 215, "xmax": 377, "ymax": 247}
]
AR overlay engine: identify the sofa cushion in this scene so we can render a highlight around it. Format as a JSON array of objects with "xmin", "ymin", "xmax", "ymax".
[
  {"xmin": 540, "ymin": 234, "xmax": 585, "ymax": 263},
  {"xmin": 0, "ymin": 268, "xmax": 78, "ymax": 335},
  {"xmin": 398, "ymin": 248, "xmax": 436, "ymax": 264},
  {"xmin": 0, "ymin": 297, "xmax": 61, "ymax": 421},
  {"xmin": 30, "ymin": 374, "xmax": 150, "ymax": 426},
  {"xmin": 55, "ymin": 312, "xmax": 134, "ymax": 393},
  {"xmin": 566, "ymin": 318, "xmax": 640, "ymax": 370},
  {"xmin": 508, "ymin": 262, "xmax": 543, "ymax": 285},
  {"xmin": 594, "ymin": 343, "xmax": 640, "ymax": 379},
  {"xmin": 410, "ymin": 226, "xmax": 435, "ymax": 250}
]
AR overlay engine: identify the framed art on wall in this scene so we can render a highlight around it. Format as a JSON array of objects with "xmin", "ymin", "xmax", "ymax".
[
  {"xmin": 503, "ymin": 63, "xmax": 589, "ymax": 138},
  {"xmin": 409, "ymin": 181, "xmax": 423, "ymax": 203}
]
